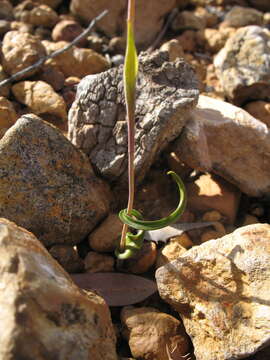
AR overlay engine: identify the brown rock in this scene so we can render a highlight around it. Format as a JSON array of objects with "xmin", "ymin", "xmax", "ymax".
[
  {"xmin": 172, "ymin": 10, "xmax": 206, "ymax": 31},
  {"xmin": 84, "ymin": 252, "xmax": 115, "ymax": 273},
  {"xmin": 123, "ymin": 242, "xmax": 157, "ymax": 274},
  {"xmin": 175, "ymin": 95, "xmax": 270, "ymax": 197},
  {"xmin": 0, "ymin": 0, "xmax": 14, "ymax": 21},
  {"xmin": 14, "ymin": 1, "xmax": 58, "ymax": 28},
  {"xmin": 160, "ymin": 39, "xmax": 184, "ymax": 61},
  {"xmin": 1, "ymin": 31, "xmax": 46, "ymax": 79},
  {"xmin": 0, "ymin": 114, "xmax": 110, "ymax": 246},
  {"xmin": 70, "ymin": 0, "xmax": 175, "ymax": 48},
  {"xmin": 223, "ymin": 6, "xmax": 263, "ymax": 28},
  {"xmin": 186, "ymin": 173, "xmax": 240, "ymax": 224},
  {"xmin": 156, "ymin": 238, "xmax": 188, "ymax": 268},
  {"xmin": 244, "ymin": 100, "xmax": 270, "ymax": 127},
  {"xmin": 109, "ymin": 37, "xmax": 126, "ymax": 55},
  {"xmin": 88, "ymin": 213, "xmax": 122, "ymax": 252},
  {"xmin": 12, "ymin": 81, "xmax": 67, "ymax": 121},
  {"xmin": 121, "ymin": 306, "xmax": 190, "ymax": 360},
  {"xmin": 0, "ymin": 217, "xmax": 117, "ymax": 360},
  {"xmin": 34, "ymin": 0, "xmax": 62, "ymax": 9},
  {"xmin": 0, "ymin": 96, "xmax": 17, "ymax": 139},
  {"xmin": 197, "ymin": 27, "xmax": 236, "ymax": 53},
  {"xmin": 42, "ymin": 40, "xmax": 109, "ymax": 78},
  {"xmin": 194, "ymin": 6, "xmax": 218, "ymax": 28},
  {"xmin": 10, "ymin": 20, "xmax": 34, "ymax": 33},
  {"xmin": 0, "ymin": 19, "xmax": 11, "ymax": 36},
  {"xmin": 49, "ymin": 244, "xmax": 84, "ymax": 273},
  {"xmin": 248, "ymin": 0, "xmax": 270, "ymax": 12},
  {"xmin": 52, "ymin": 19, "xmax": 86, "ymax": 46},
  {"xmin": 156, "ymin": 223, "xmax": 270, "ymax": 360},
  {"xmin": 38, "ymin": 65, "xmax": 65, "ymax": 91},
  {"xmin": 176, "ymin": 30, "xmax": 197, "ymax": 53},
  {"xmin": 0, "ymin": 65, "xmax": 11, "ymax": 97}
]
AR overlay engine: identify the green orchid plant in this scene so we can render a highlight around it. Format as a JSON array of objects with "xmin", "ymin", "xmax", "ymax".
[{"xmin": 115, "ymin": 0, "xmax": 187, "ymax": 260}]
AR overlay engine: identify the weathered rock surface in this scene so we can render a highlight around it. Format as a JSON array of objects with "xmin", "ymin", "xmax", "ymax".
[
  {"xmin": 68, "ymin": 50, "xmax": 199, "ymax": 184},
  {"xmin": 14, "ymin": 1, "xmax": 59, "ymax": 28},
  {"xmin": 12, "ymin": 80, "xmax": 67, "ymax": 121},
  {"xmin": 214, "ymin": 26, "xmax": 270, "ymax": 105},
  {"xmin": 70, "ymin": 0, "xmax": 175, "ymax": 48},
  {"xmin": 0, "ymin": 114, "xmax": 110, "ymax": 246},
  {"xmin": 156, "ymin": 223, "xmax": 270, "ymax": 360},
  {"xmin": 223, "ymin": 6, "xmax": 263, "ymax": 28},
  {"xmin": 0, "ymin": 218, "xmax": 117, "ymax": 360},
  {"xmin": 121, "ymin": 306, "xmax": 190, "ymax": 360},
  {"xmin": 42, "ymin": 40, "xmax": 109, "ymax": 78},
  {"xmin": 174, "ymin": 95, "xmax": 270, "ymax": 197},
  {"xmin": 1, "ymin": 31, "xmax": 46, "ymax": 79}
]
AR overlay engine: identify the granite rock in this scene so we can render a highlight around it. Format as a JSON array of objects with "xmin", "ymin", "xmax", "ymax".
[
  {"xmin": 156, "ymin": 223, "xmax": 270, "ymax": 360},
  {"xmin": 0, "ymin": 114, "xmax": 110, "ymax": 246},
  {"xmin": 0, "ymin": 217, "xmax": 117, "ymax": 360}
]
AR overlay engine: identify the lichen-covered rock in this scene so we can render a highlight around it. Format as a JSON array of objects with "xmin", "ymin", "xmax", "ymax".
[
  {"xmin": 68, "ymin": 50, "xmax": 199, "ymax": 185},
  {"xmin": 0, "ymin": 114, "xmax": 110, "ymax": 246},
  {"xmin": 121, "ymin": 306, "xmax": 190, "ymax": 360},
  {"xmin": 0, "ymin": 218, "xmax": 117, "ymax": 360},
  {"xmin": 0, "ymin": 97, "xmax": 17, "ymax": 139},
  {"xmin": 14, "ymin": 1, "xmax": 58, "ymax": 28},
  {"xmin": 12, "ymin": 80, "xmax": 67, "ymax": 121},
  {"xmin": 223, "ymin": 6, "xmax": 263, "ymax": 28},
  {"xmin": 1, "ymin": 31, "xmax": 46, "ymax": 79},
  {"xmin": 156, "ymin": 223, "xmax": 270, "ymax": 360},
  {"xmin": 174, "ymin": 95, "xmax": 270, "ymax": 197},
  {"xmin": 70, "ymin": 0, "xmax": 175, "ymax": 48},
  {"xmin": 214, "ymin": 26, "xmax": 270, "ymax": 105},
  {"xmin": 42, "ymin": 40, "xmax": 109, "ymax": 78}
]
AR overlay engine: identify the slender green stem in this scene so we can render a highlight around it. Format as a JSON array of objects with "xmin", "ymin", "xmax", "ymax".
[{"xmin": 119, "ymin": 0, "xmax": 137, "ymax": 252}]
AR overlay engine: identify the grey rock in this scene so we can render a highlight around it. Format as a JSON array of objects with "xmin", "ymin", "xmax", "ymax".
[
  {"xmin": 0, "ymin": 217, "xmax": 117, "ymax": 360},
  {"xmin": 0, "ymin": 114, "xmax": 110, "ymax": 246},
  {"xmin": 68, "ymin": 50, "xmax": 199, "ymax": 185},
  {"xmin": 214, "ymin": 26, "xmax": 270, "ymax": 105},
  {"xmin": 174, "ymin": 95, "xmax": 270, "ymax": 197},
  {"xmin": 156, "ymin": 223, "xmax": 270, "ymax": 360}
]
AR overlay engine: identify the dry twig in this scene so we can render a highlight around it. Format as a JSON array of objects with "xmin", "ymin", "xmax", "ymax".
[{"xmin": 0, "ymin": 9, "xmax": 108, "ymax": 89}]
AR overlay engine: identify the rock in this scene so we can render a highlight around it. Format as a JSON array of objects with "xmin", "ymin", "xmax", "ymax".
[
  {"xmin": 122, "ymin": 242, "xmax": 157, "ymax": 274},
  {"xmin": 160, "ymin": 39, "xmax": 184, "ymax": 61},
  {"xmin": 0, "ymin": 217, "xmax": 117, "ymax": 360},
  {"xmin": 49, "ymin": 244, "xmax": 84, "ymax": 273},
  {"xmin": 223, "ymin": 6, "xmax": 263, "ymax": 28},
  {"xmin": 200, "ymin": 222, "xmax": 226, "ymax": 243},
  {"xmin": 0, "ymin": 19, "xmax": 11, "ymax": 36},
  {"xmin": 0, "ymin": 97, "xmax": 17, "ymax": 139},
  {"xmin": 88, "ymin": 213, "xmax": 122, "ymax": 252},
  {"xmin": 177, "ymin": 30, "xmax": 197, "ymax": 53},
  {"xmin": 0, "ymin": 0, "xmax": 14, "ymax": 21},
  {"xmin": 247, "ymin": 0, "xmax": 270, "ymax": 12},
  {"xmin": 214, "ymin": 26, "xmax": 270, "ymax": 105},
  {"xmin": 70, "ymin": 0, "xmax": 176, "ymax": 48},
  {"xmin": 12, "ymin": 80, "xmax": 67, "ymax": 121},
  {"xmin": 175, "ymin": 95, "xmax": 270, "ymax": 197},
  {"xmin": 185, "ymin": 173, "xmax": 241, "ymax": 224},
  {"xmin": 156, "ymin": 223, "xmax": 270, "ymax": 360},
  {"xmin": 194, "ymin": 6, "xmax": 219, "ymax": 28},
  {"xmin": 109, "ymin": 37, "xmax": 126, "ymax": 55},
  {"xmin": 42, "ymin": 40, "xmax": 109, "ymax": 78},
  {"xmin": 0, "ymin": 65, "xmax": 11, "ymax": 97},
  {"xmin": 0, "ymin": 114, "xmax": 110, "ymax": 246},
  {"xmin": 14, "ymin": 1, "xmax": 58, "ymax": 28},
  {"xmin": 121, "ymin": 306, "xmax": 190, "ymax": 360},
  {"xmin": 197, "ymin": 27, "xmax": 236, "ymax": 53},
  {"xmin": 156, "ymin": 238, "xmax": 188, "ymax": 268},
  {"xmin": 1, "ymin": 31, "xmax": 46, "ymax": 79},
  {"xmin": 68, "ymin": 50, "xmax": 199, "ymax": 184},
  {"xmin": 244, "ymin": 101, "xmax": 270, "ymax": 127},
  {"xmin": 52, "ymin": 20, "xmax": 86, "ymax": 46},
  {"xmin": 34, "ymin": 0, "xmax": 62, "ymax": 9},
  {"xmin": 241, "ymin": 214, "xmax": 259, "ymax": 226},
  {"xmin": 10, "ymin": 20, "xmax": 34, "ymax": 34},
  {"xmin": 88, "ymin": 34, "xmax": 106, "ymax": 53},
  {"xmin": 38, "ymin": 64, "xmax": 65, "ymax": 91},
  {"xmin": 171, "ymin": 10, "xmax": 206, "ymax": 31},
  {"xmin": 84, "ymin": 252, "xmax": 115, "ymax": 273}
]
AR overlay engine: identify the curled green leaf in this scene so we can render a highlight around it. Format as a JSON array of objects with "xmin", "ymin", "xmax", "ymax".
[
  {"xmin": 116, "ymin": 209, "xmax": 145, "ymax": 259},
  {"xmin": 119, "ymin": 171, "xmax": 186, "ymax": 231}
]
